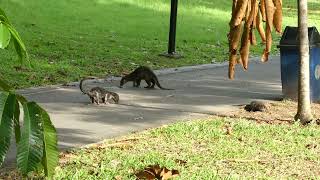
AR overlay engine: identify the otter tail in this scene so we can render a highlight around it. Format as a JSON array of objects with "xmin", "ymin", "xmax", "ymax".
[
  {"xmin": 154, "ymin": 76, "xmax": 174, "ymax": 90},
  {"xmin": 112, "ymin": 92, "xmax": 120, "ymax": 104},
  {"xmin": 79, "ymin": 77, "xmax": 96, "ymax": 94}
]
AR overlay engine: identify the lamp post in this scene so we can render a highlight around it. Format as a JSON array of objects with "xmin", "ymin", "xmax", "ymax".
[{"xmin": 160, "ymin": 0, "xmax": 182, "ymax": 58}]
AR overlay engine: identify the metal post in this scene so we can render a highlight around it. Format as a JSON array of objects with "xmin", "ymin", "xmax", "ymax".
[
  {"xmin": 160, "ymin": 0, "xmax": 182, "ymax": 58},
  {"xmin": 168, "ymin": 0, "xmax": 178, "ymax": 54}
]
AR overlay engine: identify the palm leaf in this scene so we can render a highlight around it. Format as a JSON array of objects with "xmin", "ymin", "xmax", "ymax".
[
  {"xmin": 0, "ymin": 8, "xmax": 10, "ymax": 23},
  {"xmin": 0, "ymin": 92, "xmax": 16, "ymax": 166},
  {"xmin": 38, "ymin": 105, "xmax": 58, "ymax": 177},
  {"xmin": 16, "ymin": 94, "xmax": 28, "ymax": 104},
  {"xmin": 13, "ymin": 99, "xmax": 21, "ymax": 144},
  {"xmin": 0, "ymin": 22, "xmax": 11, "ymax": 49},
  {"xmin": 17, "ymin": 102, "xmax": 44, "ymax": 175},
  {"xmin": 2, "ymin": 21, "xmax": 29, "ymax": 66}
]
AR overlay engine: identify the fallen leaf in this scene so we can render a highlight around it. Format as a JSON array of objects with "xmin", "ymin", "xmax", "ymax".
[
  {"xmin": 135, "ymin": 164, "xmax": 179, "ymax": 180},
  {"xmin": 225, "ymin": 126, "xmax": 232, "ymax": 135},
  {"xmin": 306, "ymin": 144, "xmax": 317, "ymax": 149},
  {"xmin": 174, "ymin": 159, "xmax": 187, "ymax": 166},
  {"xmin": 161, "ymin": 167, "xmax": 179, "ymax": 180},
  {"xmin": 238, "ymin": 136, "xmax": 244, "ymax": 142},
  {"xmin": 146, "ymin": 165, "xmax": 162, "ymax": 175},
  {"xmin": 135, "ymin": 170, "xmax": 156, "ymax": 180},
  {"xmin": 115, "ymin": 175, "xmax": 122, "ymax": 180}
]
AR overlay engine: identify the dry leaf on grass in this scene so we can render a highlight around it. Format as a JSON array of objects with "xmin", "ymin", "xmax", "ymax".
[
  {"xmin": 115, "ymin": 175, "xmax": 122, "ymax": 180},
  {"xmin": 135, "ymin": 164, "xmax": 179, "ymax": 180},
  {"xmin": 305, "ymin": 144, "xmax": 317, "ymax": 149},
  {"xmin": 224, "ymin": 124, "xmax": 232, "ymax": 135},
  {"xmin": 174, "ymin": 159, "xmax": 187, "ymax": 166}
]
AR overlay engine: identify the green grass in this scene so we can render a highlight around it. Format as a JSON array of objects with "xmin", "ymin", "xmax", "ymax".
[
  {"xmin": 2, "ymin": 117, "xmax": 320, "ymax": 179},
  {"xmin": 0, "ymin": 0, "xmax": 319, "ymax": 88},
  {"xmin": 47, "ymin": 117, "xmax": 320, "ymax": 179}
]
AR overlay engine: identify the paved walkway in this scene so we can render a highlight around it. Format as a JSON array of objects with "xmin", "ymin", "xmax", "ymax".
[{"xmin": 2, "ymin": 57, "xmax": 282, "ymax": 168}]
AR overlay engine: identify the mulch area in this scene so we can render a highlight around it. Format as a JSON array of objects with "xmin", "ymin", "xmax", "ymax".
[{"xmin": 221, "ymin": 100, "xmax": 320, "ymax": 125}]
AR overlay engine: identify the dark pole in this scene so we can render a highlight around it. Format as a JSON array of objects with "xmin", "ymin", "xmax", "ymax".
[
  {"xmin": 160, "ymin": 0, "xmax": 182, "ymax": 58},
  {"xmin": 168, "ymin": 0, "xmax": 178, "ymax": 54}
]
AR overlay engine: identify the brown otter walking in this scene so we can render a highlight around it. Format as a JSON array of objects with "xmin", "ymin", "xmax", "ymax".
[{"xmin": 120, "ymin": 66, "xmax": 174, "ymax": 90}]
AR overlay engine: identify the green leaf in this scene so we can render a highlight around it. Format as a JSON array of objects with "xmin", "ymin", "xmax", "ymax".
[
  {"xmin": 17, "ymin": 102, "xmax": 44, "ymax": 175},
  {"xmin": 13, "ymin": 99, "xmax": 21, "ymax": 144},
  {"xmin": 13, "ymin": 38, "xmax": 23, "ymax": 64},
  {"xmin": 38, "ymin": 105, "xmax": 58, "ymax": 177},
  {"xmin": 4, "ymin": 21, "xmax": 29, "ymax": 66},
  {"xmin": 0, "ymin": 22, "xmax": 11, "ymax": 49},
  {"xmin": 0, "ymin": 8, "xmax": 9, "ymax": 23},
  {"xmin": 6, "ymin": 23, "xmax": 26, "ymax": 52},
  {"xmin": 16, "ymin": 94, "xmax": 28, "ymax": 104},
  {"xmin": 0, "ymin": 8, "xmax": 29, "ymax": 66},
  {"xmin": 0, "ymin": 92, "xmax": 16, "ymax": 166}
]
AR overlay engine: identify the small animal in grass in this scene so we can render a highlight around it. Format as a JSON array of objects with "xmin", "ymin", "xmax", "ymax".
[
  {"xmin": 244, "ymin": 101, "xmax": 267, "ymax": 112},
  {"xmin": 119, "ymin": 66, "xmax": 174, "ymax": 90},
  {"xmin": 80, "ymin": 77, "xmax": 119, "ymax": 105}
]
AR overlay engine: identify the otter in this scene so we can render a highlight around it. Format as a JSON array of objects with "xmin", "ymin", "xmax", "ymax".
[
  {"xmin": 120, "ymin": 66, "xmax": 173, "ymax": 90},
  {"xmin": 80, "ymin": 78, "xmax": 119, "ymax": 105},
  {"xmin": 244, "ymin": 101, "xmax": 267, "ymax": 112}
]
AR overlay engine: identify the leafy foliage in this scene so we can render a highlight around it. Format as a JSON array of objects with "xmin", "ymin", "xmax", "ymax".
[
  {"xmin": 0, "ymin": 7, "xmax": 29, "ymax": 65},
  {"xmin": 17, "ymin": 102, "xmax": 44, "ymax": 175},
  {"xmin": 39, "ymin": 103, "xmax": 58, "ymax": 177},
  {"xmin": 0, "ymin": 22, "xmax": 11, "ymax": 49},
  {"xmin": 0, "ymin": 92, "xmax": 15, "ymax": 166},
  {"xmin": 0, "ymin": 7, "xmax": 58, "ymax": 177}
]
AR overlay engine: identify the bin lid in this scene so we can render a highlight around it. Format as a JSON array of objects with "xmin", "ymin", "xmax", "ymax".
[{"xmin": 278, "ymin": 26, "xmax": 320, "ymax": 47}]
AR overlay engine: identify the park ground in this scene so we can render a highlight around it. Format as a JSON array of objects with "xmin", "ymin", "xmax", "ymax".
[
  {"xmin": 0, "ymin": 0, "xmax": 320, "ymax": 179},
  {"xmin": 1, "ymin": 100, "xmax": 320, "ymax": 179},
  {"xmin": 0, "ymin": 0, "xmax": 319, "ymax": 88},
  {"xmin": 1, "ymin": 60, "xmax": 320, "ymax": 179}
]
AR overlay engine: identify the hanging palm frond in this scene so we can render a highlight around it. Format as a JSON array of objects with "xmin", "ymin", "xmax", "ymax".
[{"xmin": 228, "ymin": 0, "xmax": 283, "ymax": 79}]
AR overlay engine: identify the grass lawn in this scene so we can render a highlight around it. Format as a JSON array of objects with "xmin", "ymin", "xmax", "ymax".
[
  {"xmin": 2, "ymin": 117, "xmax": 316, "ymax": 179},
  {"xmin": 0, "ymin": 0, "xmax": 319, "ymax": 89}
]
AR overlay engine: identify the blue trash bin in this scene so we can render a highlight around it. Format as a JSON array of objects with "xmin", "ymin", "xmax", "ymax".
[{"xmin": 277, "ymin": 26, "xmax": 320, "ymax": 102}]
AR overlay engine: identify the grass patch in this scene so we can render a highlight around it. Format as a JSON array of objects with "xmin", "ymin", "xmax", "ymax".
[
  {"xmin": 2, "ymin": 117, "xmax": 316, "ymax": 179},
  {"xmin": 0, "ymin": 0, "xmax": 319, "ymax": 88}
]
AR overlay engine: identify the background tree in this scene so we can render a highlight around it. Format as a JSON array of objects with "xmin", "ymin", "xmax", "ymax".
[{"xmin": 294, "ymin": 0, "xmax": 313, "ymax": 124}]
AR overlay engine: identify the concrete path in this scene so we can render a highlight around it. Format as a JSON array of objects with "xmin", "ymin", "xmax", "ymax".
[{"xmin": 2, "ymin": 57, "xmax": 282, "ymax": 169}]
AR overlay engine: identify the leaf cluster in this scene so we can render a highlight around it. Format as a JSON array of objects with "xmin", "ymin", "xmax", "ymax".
[{"xmin": 0, "ymin": 8, "xmax": 58, "ymax": 178}]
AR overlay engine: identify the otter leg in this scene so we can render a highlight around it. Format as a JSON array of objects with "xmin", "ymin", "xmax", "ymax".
[
  {"xmin": 150, "ymin": 79, "xmax": 156, "ymax": 88},
  {"xmin": 105, "ymin": 93, "xmax": 111, "ymax": 104},
  {"xmin": 95, "ymin": 92, "xmax": 100, "ymax": 105},
  {"xmin": 112, "ymin": 97, "xmax": 118, "ymax": 104},
  {"xmin": 102, "ymin": 95, "xmax": 107, "ymax": 104},
  {"xmin": 136, "ymin": 79, "xmax": 141, "ymax": 87},
  {"xmin": 144, "ymin": 80, "xmax": 152, "ymax": 88},
  {"xmin": 90, "ymin": 97, "xmax": 95, "ymax": 104}
]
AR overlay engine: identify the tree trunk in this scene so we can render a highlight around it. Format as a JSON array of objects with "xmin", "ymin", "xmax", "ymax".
[{"xmin": 295, "ymin": 0, "xmax": 313, "ymax": 124}]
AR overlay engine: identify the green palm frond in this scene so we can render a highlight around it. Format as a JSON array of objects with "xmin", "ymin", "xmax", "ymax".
[
  {"xmin": 0, "ymin": 92, "xmax": 15, "ymax": 166},
  {"xmin": 17, "ymin": 102, "xmax": 44, "ymax": 175}
]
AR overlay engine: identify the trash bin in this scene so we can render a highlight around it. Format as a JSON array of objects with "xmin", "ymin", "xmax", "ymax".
[{"xmin": 277, "ymin": 26, "xmax": 320, "ymax": 102}]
